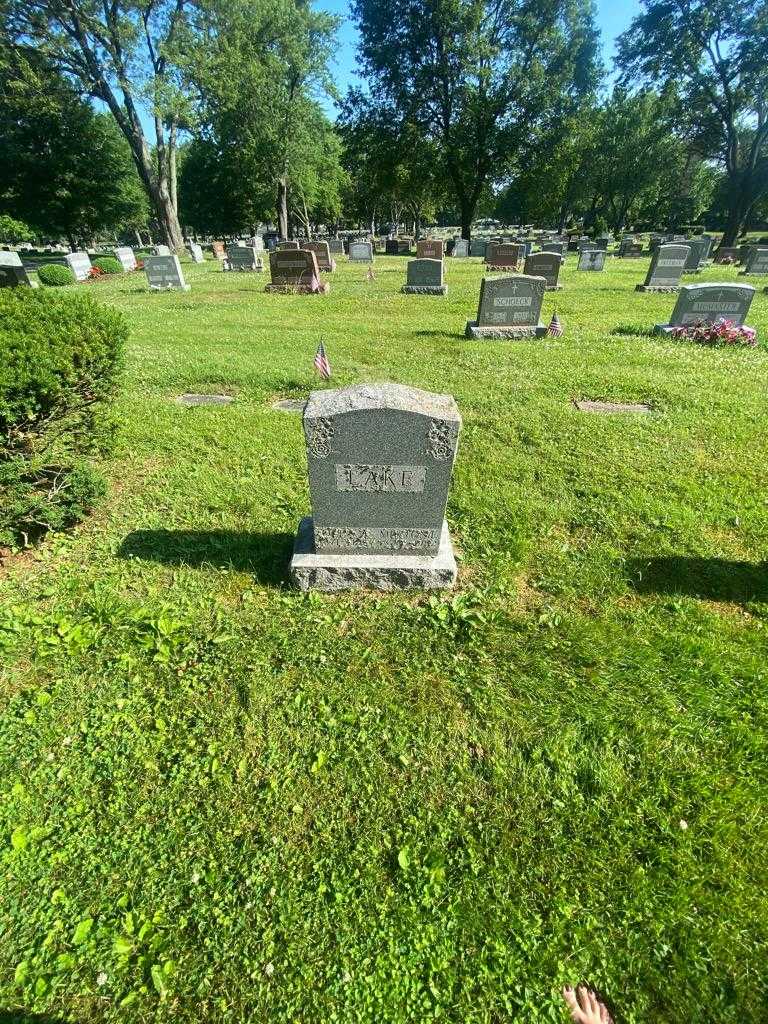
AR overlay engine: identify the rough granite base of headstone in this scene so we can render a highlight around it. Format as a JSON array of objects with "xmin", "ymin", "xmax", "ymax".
[
  {"xmin": 401, "ymin": 284, "xmax": 448, "ymax": 295},
  {"xmin": 265, "ymin": 282, "xmax": 329, "ymax": 294},
  {"xmin": 464, "ymin": 321, "xmax": 547, "ymax": 339},
  {"xmin": 290, "ymin": 516, "xmax": 457, "ymax": 592},
  {"xmin": 635, "ymin": 284, "xmax": 680, "ymax": 293}
]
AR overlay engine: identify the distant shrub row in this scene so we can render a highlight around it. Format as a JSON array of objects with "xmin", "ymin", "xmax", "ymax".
[{"xmin": 0, "ymin": 289, "xmax": 126, "ymax": 548}]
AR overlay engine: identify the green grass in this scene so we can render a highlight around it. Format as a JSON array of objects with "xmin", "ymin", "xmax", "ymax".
[{"xmin": 1, "ymin": 254, "xmax": 768, "ymax": 1023}]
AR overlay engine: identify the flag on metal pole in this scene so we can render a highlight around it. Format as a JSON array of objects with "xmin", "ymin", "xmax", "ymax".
[{"xmin": 314, "ymin": 340, "xmax": 331, "ymax": 379}]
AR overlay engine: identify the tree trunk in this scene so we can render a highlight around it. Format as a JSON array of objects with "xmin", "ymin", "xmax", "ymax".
[
  {"xmin": 414, "ymin": 210, "xmax": 421, "ymax": 240},
  {"xmin": 168, "ymin": 117, "xmax": 178, "ymax": 215},
  {"xmin": 277, "ymin": 177, "xmax": 289, "ymax": 238},
  {"xmin": 720, "ymin": 185, "xmax": 749, "ymax": 247}
]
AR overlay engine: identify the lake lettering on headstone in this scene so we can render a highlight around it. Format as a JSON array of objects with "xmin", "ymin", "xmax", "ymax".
[
  {"xmin": 577, "ymin": 249, "xmax": 606, "ymax": 271},
  {"xmin": 656, "ymin": 283, "xmax": 756, "ymax": 332},
  {"xmin": 402, "ymin": 258, "xmax": 447, "ymax": 295},
  {"xmin": 267, "ymin": 249, "xmax": 328, "ymax": 293},
  {"xmin": 636, "ymin": 244, "xmax": 690, "ymax": 292},
  {"xmin": 114, "ymin": 247, "xmax": 137, "ymax": 271},
  {"xmin": 290, "ymin": 382, "xmax": 461, "ymax": 591},
  {"xmin": 466, "ymin": 274, "xmax": 548, "ymax": 338},
  {"xmin": 349, "ymin": 241, "xmax": 374, "ymax": 263},
  {"xmin": 66, "ymin": 251, "xmax": 92, "ymax": 281},
  {"xmin": 524, "ymin": 252, "xmax": 562, "ymax": 290},
  {"xmin": 144, "ymin": 254, "xmax": 190, "ymax": 291}
]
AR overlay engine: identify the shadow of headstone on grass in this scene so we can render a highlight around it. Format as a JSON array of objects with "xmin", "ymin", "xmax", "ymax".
[{"xmin": 627, "ymin": 556, "xmax": 768, "ymax": 604}]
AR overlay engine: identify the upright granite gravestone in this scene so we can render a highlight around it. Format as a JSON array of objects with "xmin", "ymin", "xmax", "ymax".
[
  {"xmin": 0, "ymin": 251, "xmax": 37, "ymax": 288},
  {"xmin": 66, "ymin": 251, "xmax": 92, "ymax": 281},
  {"xmin": 541, "ymin": 241, "xmax": 565, "ymax": 257},
  {"xmin": 277, "ymin": 240, "xmax": 300, "ymax": 251},
  {"xmin": 453, "ymin": 238, "xmax": 469, "ymax": 258},
  {"xmin": 327, "ymin": 238, "xmax": 345, "ymax": 255},
  {"xmin": 114, "ymin": 246, "xmax": 137, "ymax": 271},
  {"xmin": 682, "ymin": 239, "xmax": 709, "ymax": 273},
  {"xmin": 741, "ymin": 248, "xmax": 768, "ymax": 275},
  {"xmin": 524, "ymin": 251, "xmax": 562, "ymax": 290},
  {"xmin": 469, "ymin": 238, "xmax": 488, "ymax": 257},
  {"xmin": 154, "ymin": 244, "xmax": 171, "ymax": 256},
  {"xmin": 290, "ymin": 383, "xmax": 461, "ymax": 591},
  {"xmin": 465, "ymin": 275, "xmax": 547, "ymax": 338},
  {"xmin": 655, "ymin": 283, "xmax": 756, "ymax": 333},
  {"xmin": 144, "ymin": 254, "xmax": 190, "ymax": 291},
  {"xmin": 304, "ymin": 240, "xmax": 337, "ymax": 272},
  {"xmin": 267, "ymin": 249, "xmax": 328, "ymax": 293},
  {"xmin": 577, "ymin": 249, "xmax": 606, "ymax": 271},
  {"xmin": 636, "ymin": 244, "xmax": 690, "ymax": 292},
  {"xmin": 617, "ymin": 239, "xmax": 644, "ymax": 258},
  {"xmin": 226, "ymin": 244, "xmax": 263, "ymax": 271},
  {"xmin": 349, "ymin": 241, "xmax": 374, "ymax": 263},
  {"xmin": 402, "ymin": 258, "xmax": 447, "ymax": 295},
  {"xmin": 187, "ymin": 242, "xmax": 205, "ymax": 264},
  {"xmin": 738, "ymin": 243, "xmax": 754, "ymax": 266},
  {"xmin": 385, "ymin": 238, "xmax": 412, "ymax": 255},
  {"xmin": 485, "ymin": 243, "xmax": 523, "ymax": 271},
  {"xmin": 416, "ymin": 239, "xmax": 445, "ymax": 260},
  {"xmin": 578, "ymin": 240, "xmax": 597, "ymax": 253},
  {"xmin": 212, "ymin": 241, "xmax": 227, "ymax": 261}
]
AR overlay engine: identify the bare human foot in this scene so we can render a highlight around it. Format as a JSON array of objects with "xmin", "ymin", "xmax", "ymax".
[{"xmin": 562, "ymin": 985, "xmax": 612, "ymax": 1024}]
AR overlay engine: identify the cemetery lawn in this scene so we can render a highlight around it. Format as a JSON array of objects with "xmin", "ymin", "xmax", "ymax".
[{"xmin": 2, "ymin": 255, "xmax": 768, "ymax": 1024}]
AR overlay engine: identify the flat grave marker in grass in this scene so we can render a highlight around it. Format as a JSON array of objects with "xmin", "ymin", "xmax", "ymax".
[
  {"xmin": 466, "ymin": 274, "xmax": 547, "ymax": 339},
  {"xmin": 402, "ymin": 258, "xmax": 447, "ymax": 295},
  {"xmin": 574, "ymin": 400, "xmax": 652, "ymax": 414},
  {"xmin": 636, "ymin": 243, "xmax": 690, "ymax": 293},
  {"xmin": 272, "ymin": 398, "xmax": 307, "ymax": 413},
  {"xmin": 176, "ymin": 393, "xmax": 235, "ymax": 406},
  {"xmin": 290, "ymin": 382, "xmax": 461, "ymax": 591},
  {"xmin": 144, "ymin": 254, "xmax": 190, "ymax": 291}
]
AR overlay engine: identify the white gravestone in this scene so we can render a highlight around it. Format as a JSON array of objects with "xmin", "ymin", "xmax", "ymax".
[{"xmin": 66, "ymin": 251, "xmax": 92, "ymax": 281}]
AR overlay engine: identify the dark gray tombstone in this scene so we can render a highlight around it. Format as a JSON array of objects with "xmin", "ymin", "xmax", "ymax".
[
  {"xmin": 290, "ymin": 383, "xmax": 461, "ymax": 591},
  {"xmin": 465, "ymin": 275, "xmax": 547, "ymax": 338},
  {"xmin": 144, "ymin": 254, "xmax": 190, "ymax": 291},
  {"xmin": 469, "ymin": 238, "xmax": 488, "ymax": 257},
  {"xmin": 416, "ymin": 239, "xmax": 445, "ymax": 260},
  {"xmin": 655, "ymin": 283, "xmax": 756, "ymax": 333},
  {"xmin": 0, "ymin": 251, "xmax": 37, "ymax": 288},
  {"xmin": 738, "ymin": 243, "xmax": 755, "ymax": 266},
  {"xmin": 277, "ymin": 240, "xmax": 300, "ymax": 251},
  {"xmin": 327, "ymin": 239, "xmax": 345, "ymax": 255},
  {"xmin": 453, "ymin": 238, "xmax": 469, "ymax": 258},
  {"xmin": 267, "ymin": 249, "xmax": 328, "ymax": 293},
  {"xmin": 349, "ymin": 241, "xmax": 374, "ymax": 263},
  {"xmin": 636, "ymin": 244, "xmax": 690, "ymax": 292},
  {"xmin": 66, "ymin": 251, "xmax": 92, "ymax": 281},
  {"xmin": 114, "ymin": 246, "xmax": 137, "ymax": 271},
  {"xmin": 577, "ymin": 249, "xmax": 606, "ymax": 271},
  {"xmin": 524, "ymin": 251, "xmax": 562, "ymax": 290},
  {"xmin": 304, "ymin": 240, "xmax": 336, "ymax": 272},
  {"xmin": 682, "ymin": 239, "xmax": 709, "ymax": 273},
  {"xmin": 485, "ymin": 242, "xmax": 523, "ymax": 270},
  {"xmin": 226, "ymin": 244, "xmax": 264, "ymax": 271},
  {"xmin": 740, "ymin": 248, "xmax": 768, "ymax": 275},
  {"xmin": 540, "ymin": 241, "xmax": 565, "ymax": 257},
  {"xmin": 402, "ymin": 258, "xmax": 446, "ymax": 295}
]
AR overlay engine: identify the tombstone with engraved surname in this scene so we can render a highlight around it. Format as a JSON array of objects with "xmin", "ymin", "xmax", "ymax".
[
  {"xmin": 66, "ymin": 251, "xmax": 92, "ymax": 281},
  {"xmin": 466, "ymin": 274, "xmax": 547, "ymax": 338},
  {"xmin": 304, "ymin": 240, "xmax": 337, "ymax": 272},
  {"xmin": 577, "ymin": 249, "xmax": 606, "ymax": 271},
  {"xmin": 402, "ymin": 258, "xmax": 446, "ymax": 295},
  {"xmin": 655, "ymin": 283, "xmax": 756, "ymax": 333},
  {"xmin": 453, "ymin": 238, "xmax": 469, "ymax": 257},
  {"xmin": 114, "ymin": 246, "xmax": 137, "ymax": 271},
  {"xmin": 277, "ymin": 240, "xmax": 300, "ymax": 251},
  {"xmin": 485, "ymin": 242, "xmax": 523, "ymax": 270},
  {"xmin": 740, "ymin": 247, "xmax": 768, "ymax": 275},
  {"xmin": 349, "ymin": 241, "xmax": 374, "ymax": 263},
  {"xmin": 636, "ymin": 244, "xmax": 690, "ymax": 292},
  {"xmin": 290, "ymin": 382, "xmax": 461, "ymax": 591},
  {"xmin": 186, "ymin": 242, "xmax": 205, "ymax": 264},
  {"xmin": 226, "ymin": 244, "xmax": 263, "ymax": 271},
  {"xmin": 267, "ymin": 249, "xmax": 328, "ymax": 293},
  {"xmin": 524, "ymin": 251, "xmax": 562, "ymax": 290},
  {"xmin": 0, "ymin": 251, "xmax": 37, "ymax": 287},
  {"xmin": 416, "ymin": 239, "xmax": 445, "ymax": 260},
  {"xmin": 682, "ymin": 239, "xmax": 709, "ymax": 273},
  {"xmin": 144, "ymin": 254, "xmax": 190, "ymax": 291}
]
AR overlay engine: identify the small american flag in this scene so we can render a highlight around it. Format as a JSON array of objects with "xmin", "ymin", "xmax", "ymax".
[
  {"xmin": 314, "ymin": 340, "xmax": 331, "ymax": 379},
  {"xmin": 547, "ymin": 312, "xmax": 563, "ymax": 337},
  {"xmin": 366, "ymin": 266, "xmax": 376, "ymax": 282}
]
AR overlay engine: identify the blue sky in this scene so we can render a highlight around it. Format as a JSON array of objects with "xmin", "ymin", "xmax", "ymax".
[{"xmin": 319, "ymin": 0, "xmax": 643, "ymax": 111}]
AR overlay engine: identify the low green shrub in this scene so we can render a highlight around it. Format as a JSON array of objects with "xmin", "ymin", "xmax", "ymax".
[
  {"xmin": 0, "ymin": 289, "xmax": 127, "ymax": 547},
  {"xmin": 91, "ymin": 255, "xmax": 123, "ymax": 275},
  {"xmin": 37, "ymin": 263, "xmax": 74, "ymax": 287}
]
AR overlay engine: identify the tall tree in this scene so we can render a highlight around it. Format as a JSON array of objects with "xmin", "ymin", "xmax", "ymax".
[
  {"xmin": 617, "ymin": 0, "xmax": 768, "ymax": 246},
  {"xmin": 8, "ymin": 0, "xmax": 193, "ymax": 248},
  {"xmin": 352, "ymin": 0, "xmax": 600, "ymax": 240}
]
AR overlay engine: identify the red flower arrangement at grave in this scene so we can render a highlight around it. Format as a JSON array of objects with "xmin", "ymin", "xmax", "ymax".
[
  {"xmin": 135, "ymin": 260, "xmax": 144, "ymax": 271},
  {"xmin": 88, "ymin": 266, "xmax": 105, "ymax": 279},
  {"xmin": 671, "ymin": 317, "xmax": 757, "ymax": 348}
]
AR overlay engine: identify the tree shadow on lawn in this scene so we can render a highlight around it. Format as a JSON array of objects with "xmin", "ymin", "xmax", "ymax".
[
  {"xmin": 0, "ymin": 1013, "xmax": 71, "ymax": 1024},
  {"xmin": 628, "ymin": 556, "xmax": 768, "ymax": 604},
  {"xmin": 119, "ymin": 529, "xmax": 294, "ymax": 585}
]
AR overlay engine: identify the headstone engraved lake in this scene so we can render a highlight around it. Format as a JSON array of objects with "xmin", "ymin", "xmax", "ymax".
[
  {"xmin": 144, "ymin": 254, "xmax": 190, "ymax": 291},
  {"xmin": 304, "ymin": 240, "xmax": 337, "ymax": 272},
  {"xmin": 349, "ymin": 241, "xmax": 374, "ymax": 263},
  {"xmin": 655, "ymin": 283, "xmax": 756, "ymax": 333},
  {"xmin": 524, "ymin": 251, "xmax": 562, "ymax": 290},
  {"xmin": 466, "ymin": 274, "xmax": 547, "ymax": 338},
  {"xmin": 114, "ymin": 246, "xmax": 137, "ymax": 271},
  {"xmin": 0, "ymin": 251, "xmax": 37, "ymax": 288},
  {"xmin": 636, "ymin": 244, "xmax": 690, "ymax": 292},
  {"xmin": 290, "ymin": 382, "xmax": 461, "ymax": 591},
  {"xmin": 66, "ymin": 251, "xmax": 92, "ymax": 281},
  {"xmin": 267, "ymin": 249, "xmax": 328, "ymax": 293},
  {"xmin": 402, "ymin": 258, "xmax": 447, "ymax": 295},
  {"xmin": 577, "ymin": 249, "xmax": 606, "ymax": 271},
  {"xmin": 416, "ymin": 239, "xmax": 445, "ymax": 260},
  {"xmin": 226, "ymin": 244, "xmax": 263, "ymax": 271}
]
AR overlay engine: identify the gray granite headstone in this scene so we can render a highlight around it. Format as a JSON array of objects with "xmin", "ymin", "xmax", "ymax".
[
  {"xmin": 655, "ymin": 283, "xmax": 756, "ymax": 332},
  {"xmin": 154, "ymin": 244, "xmax": 171, "ymax": 256},
  {"xmin": 741, "ymin": 247, "xmax": 768, "ymax": 275},
  {"xmin": 267, "ymin": 249, "xmax": 327, "ymax": 293},
  {"xmin": 226, "ymin": 244, "xmax": 263, "ymax": 271},
  {"xmin": 541, "ymin": 241, "xmax": 565, "ymax": 257},
  {"xmin": 636, "ymin": 244, "xmax": 690, "ymax": 292},
  {"xmin": 577, "ymin": 249, "xmax": 606, "ymax": 271},
  {"xmin": 290, "ymin": 382, "xmax": 461, "ymax": 591},
  {"xmin": 466, "ymin": 274, "xmax": 547, "ymax": 338},
  {"xmin": 469, "ymin": 239, "xmax": 488, "ymax": 257},
  {"xmin": 276, "ymin": 240, "xmax": 300, "ymax": 251},
  {"xmin": 66, "ymin": 251, "xmax": 92, "ymax": 281},
  {"xmin": 682, "ymin": 239, "xmax": 709, "ymax": 273},
  {"xmin": 485, "ymin": 242, "xmax": 523, "ymax": 270},
  {"xmin": 349, "ymin": 241, "xmax": 374, "ymax": 263},
  {"xmin": 453, "ymin": 238, "xmax": 469, "ymax": 258},
  {"xmin": 304, "ymin": 240, "xmax": 336, "ymax": 272},
  {"xmin": 327, "ymin": 239, "xmax": 345, "ymax": 255},
  {"xmin": 186, "ymin": 242, "xmax": 205, "ymax": 264},
  {"xmin": 738, "ymin": 243, "xmax": 754, "ymax": 266},
  {"xmin": 416, "ymin": 239, "xmax": 444, "ymax": 260},
  {"xmin": 0, "ymin": 251, "xmax": 37, "ymax": 288},
  {"xmin": 524, "ymin": 252, "xmax": 562, "ymax": 290},
  {"xmin": 402, "ymin": 258, "xmax": 446, "ymax": 295},
  {"xmin": 144, "ymin": 254, "xmax": 190, "ymax": 291},
  {"xmin": 114, "ymin": 246, "xmax": 137, "ymax": 271}
]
